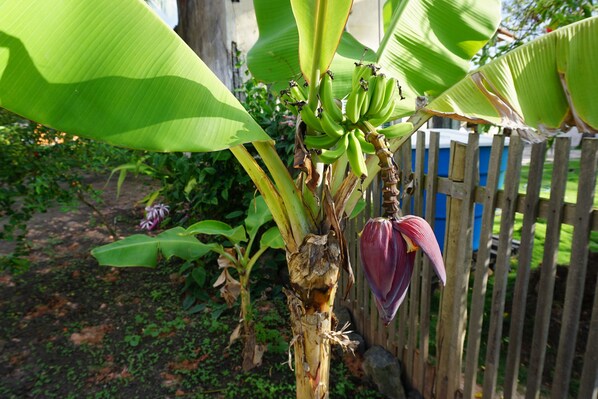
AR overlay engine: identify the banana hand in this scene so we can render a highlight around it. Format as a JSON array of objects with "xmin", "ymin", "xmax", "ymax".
[{"xmin": 365, "ymin": 74, "xmax": 387, "ymax": 118}]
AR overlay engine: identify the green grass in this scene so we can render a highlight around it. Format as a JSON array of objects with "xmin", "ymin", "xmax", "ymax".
[{"xmin": 498, "ymin": 159, "xmax": 598, "ymax": 267}]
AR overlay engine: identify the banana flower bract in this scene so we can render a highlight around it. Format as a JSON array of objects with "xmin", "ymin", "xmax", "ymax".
[{"xmin": 360, "ymin": 216, "xmax": 446, "ymax": 324}]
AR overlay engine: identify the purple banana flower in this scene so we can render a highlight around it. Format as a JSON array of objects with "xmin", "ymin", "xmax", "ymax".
[
  {"xmin": 359, "ymin": 216, "xmax": 446, "ymax": 325},
  {"xmin": 140, "ymin": 203, "xmax": 170, "ymax": 231}
]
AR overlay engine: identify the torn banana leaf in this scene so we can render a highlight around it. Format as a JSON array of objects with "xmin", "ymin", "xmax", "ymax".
[{"xmin": 424, "ymin": 16, "xmax": 598, "ymax": 141}]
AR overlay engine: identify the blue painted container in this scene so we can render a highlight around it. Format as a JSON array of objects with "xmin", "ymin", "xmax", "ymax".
[{"xmin": 409, "ymin": 130, "xmax": 509, "ymax": 251}]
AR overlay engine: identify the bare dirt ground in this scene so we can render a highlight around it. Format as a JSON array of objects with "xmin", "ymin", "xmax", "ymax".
[{"xmin": 0, "ymin": 174, "xmax": 382, "ymax": 398}]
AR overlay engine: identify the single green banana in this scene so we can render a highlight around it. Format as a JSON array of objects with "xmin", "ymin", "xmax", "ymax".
[
  {"xmin": 351, "ymin": 62, "xmax": 363, "ymax": 88},
  {"xmin": 382, "ymin": 76, "xmax": 397, "ymax": 105},
  {"xmin": 345, "ymin": 87, "xmax": 361, "ymax": 124},
  {"xmin": 299, "ymin": 103, "xmax": 322, "ymax": 132},
  {"xmin": 319, "ymin": 71, "xmax": 343, "ymax": 122},
  {"xmin": 304, "ymin": 134, "xmax": 340, "ymax": 150},
  {"xmin": 347, "ymin": 130, "xmax": 368, "ymax": 178},
  {"xmin": 318, "ymin": 133, "xmax": 350, "ymax": 164},
  {"xmin": 280, "ymin": 89, "xmax": 299, "ymax": 115},
  {"xmin": 320, "ymin": 110, "xmax": 345, "ymax": 139},
  {"xmin": 289, "ymin": 80, "xmax": 307, "ymax": 102},
  {"xmin": 377, "ymin": 122, "xmax": 414, "ymax": 139},
  {"xmin": 368, "ymin": 98, "xmax": 396, "ymax": 126},
  {"xmin": 354, "ymin": 129, "xmax": 376, "ymax": 154},
  {"xmin": 352, "ymin": 62, "xmax": 371, "ymax": 88},
  {"xmin": 366, "ymin": 74, "xmax": 387, "ymax": 118},
  {"xmin": 359, "ymin": 64, "xmax": 376, "ymax": 83},
  {"xmin": 357, "ymin": 78, "xmax": 370, "ymax": 120}
]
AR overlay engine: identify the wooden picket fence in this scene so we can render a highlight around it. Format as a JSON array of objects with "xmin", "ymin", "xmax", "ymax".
[{"xmin": 337, "ymin": 131, "xmax": 598, "ymax": 398}]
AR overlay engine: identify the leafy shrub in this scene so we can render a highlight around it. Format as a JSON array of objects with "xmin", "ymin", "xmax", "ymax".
[{"xmin": 0, "ymin": 109, "xmax": 134, "ymax": 271}]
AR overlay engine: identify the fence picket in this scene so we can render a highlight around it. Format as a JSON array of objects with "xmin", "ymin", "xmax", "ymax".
[
  {"xmin": 483, "ymin": 135, "xmax": 524, "ymax": 397},
  {"xmin": 463, "ymin": 135, "xmax": 507, "ymax": 398},
  {"xmin": 436, "ymin": 135, "xmax": 479, "ymax": 397},
  {"xmin": 397, "ymin": 143, "xmax": 413, "ymax": 356},
  {"xmin": 551, "ymin": 138, "xmax": 598, "ymax": 398},
  {"xmin": 503, "ymin": 141, "xmax": 547, "ymax": 398},
  {"xmin": 417, "ymin": 131, "xmax": 441, "ymax": 394},
  {"xmin": 407, "ymin": 131, "xmax": 427, "ymax": 379},
  {"xmin": 579, "ymin": 267, "xmax": 598, "ymax": 399},
  {"xmin": 525, "ymin": 137, "xmax": 572, "ymax": 399}
]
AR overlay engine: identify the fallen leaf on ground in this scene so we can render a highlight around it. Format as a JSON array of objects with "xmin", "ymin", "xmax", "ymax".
[
  {"xmin": 168, "ymin": 359, "xmax": 200, "ymax": 371},
  {"xmin": 160, "ymin": 372, "xmax": 182, "ymax": 387},
  {"xmin": 70, "ymin": 324, "xmax": 112, "ymax": 346}
]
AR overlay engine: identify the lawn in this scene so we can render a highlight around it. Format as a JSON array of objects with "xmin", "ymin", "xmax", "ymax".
[{"xmin": 501, "ymin": 158, "xmax": 598, "ymax": 267}]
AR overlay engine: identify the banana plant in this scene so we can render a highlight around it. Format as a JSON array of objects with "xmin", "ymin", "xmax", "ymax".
[
  {"xmin": 2, "ymin": 0, "xmax": 596, "ymax": 397},
  {"xmin": 91, "ymin": 195, "xmax": 284, "ymax": 371}
]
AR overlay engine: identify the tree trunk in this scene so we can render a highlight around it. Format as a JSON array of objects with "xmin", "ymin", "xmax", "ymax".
[
  {"xmin": 175, "ymin": 0, "xmax": 232, "ymax": 89},
  {"xmin": 286, "ymin": 232, "xmax": 342, "ymax": 399}
]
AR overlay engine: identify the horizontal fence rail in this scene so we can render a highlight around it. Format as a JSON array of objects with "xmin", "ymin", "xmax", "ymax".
[{"xmin": 337, "ymin": 132, "xmax": 598, "ymax": 399}]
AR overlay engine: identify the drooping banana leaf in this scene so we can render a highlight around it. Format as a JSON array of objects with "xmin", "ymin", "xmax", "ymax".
[
  {"xmin": 0, "ymin": 0, "xmax": 269, "ymax": 152},
  {"xmin": 423, "ymin": 16, "xmax": 598, "ymax": 139},
  {"xmin": 91, "ymin": 227, "xmax": 217, "ymax": 267},
  {"xmin": 247, "ymin": 0, "xmax": 375, "ymax": 96},
  {"xmin": 377, "ymin": 0, "xmax": 501, "ymax": 118}
]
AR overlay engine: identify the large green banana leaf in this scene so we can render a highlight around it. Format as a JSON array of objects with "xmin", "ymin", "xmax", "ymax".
[
  {"xmin": 247, "ymin": 0, "xmax": 376, "ymax": 95},
  {"xmin": 0, "ymin": 0, "xmax": 269, "ymax": 152},
  {"xmin": 377, "ymin": 0, "xmax": 501, "ymax": 118},
  {"xmin": 91, "ymin": 228, "xmax": 217, "ymax": 267},
  {"xmin": 290, "ymin": 0, "xmax": 353, "ymax": 84},
  {"xmin": 424, "ymin": 16, "xmax": 598, "ymax": 137}
]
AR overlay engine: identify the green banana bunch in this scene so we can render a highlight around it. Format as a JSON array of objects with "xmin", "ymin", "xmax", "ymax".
[
  {"xmin": 319, "ymin": 71, "xmax": 343, "ymax": 122},
  {"xmin": 376, "ymin": 122, "xmax": 414, "ymax": 139},
  {"xmin": 347, "ymin": 130, "xmax": 368, "ymax": 178},
  {"xmin": 318, "ymin": 133, "xmax": 349, "ymax": 164},
  {"xmin": 345, "ymin": 62, "xmax": 407, "ymax": 127}
]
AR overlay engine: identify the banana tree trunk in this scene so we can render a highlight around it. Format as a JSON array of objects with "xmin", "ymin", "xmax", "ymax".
[{"xmin": 286, "ymin": 232, "xmax": 342, "ymax": 399}]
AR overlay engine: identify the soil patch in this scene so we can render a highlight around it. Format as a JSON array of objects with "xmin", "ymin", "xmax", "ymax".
[{"xmin": 0, "ymin": 173, "xmax": 382, "ymax": 398}]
